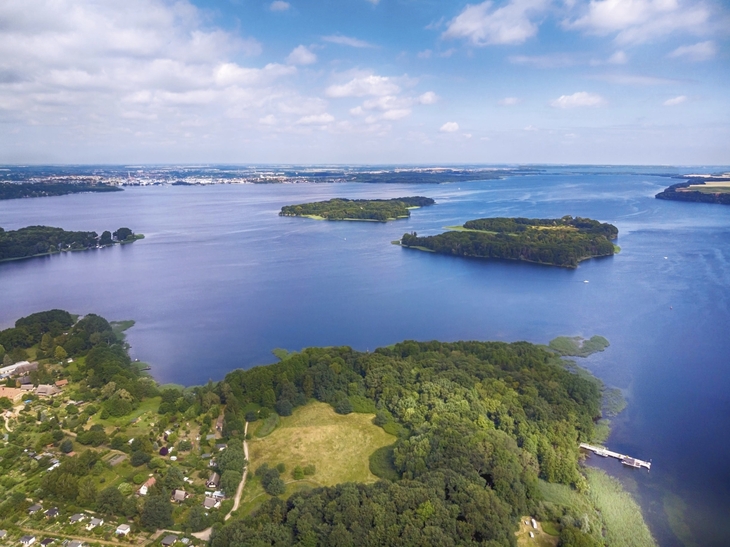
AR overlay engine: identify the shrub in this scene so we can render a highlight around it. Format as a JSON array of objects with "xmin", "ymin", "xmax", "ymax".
[
  {"xmin": 292, "ymin": 466, "xmax": 304, "ymax": 480},
  {"xmin": 334, "ymin": 398, "xmax": 353, "ymax": 415}
]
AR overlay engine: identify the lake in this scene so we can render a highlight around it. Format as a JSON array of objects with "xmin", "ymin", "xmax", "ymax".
[{"xmin": 1, "ymin": 166, "xmax": 729, "ymax": 545}]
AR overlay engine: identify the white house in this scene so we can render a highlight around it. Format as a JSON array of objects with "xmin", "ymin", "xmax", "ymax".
[
  {"xmin": 86, "ymin": 517, "xmax": 103, "ymax": 530},
  {"xmin": 115, "ymin": 524, "xmax": 131, "ymax": 536}
]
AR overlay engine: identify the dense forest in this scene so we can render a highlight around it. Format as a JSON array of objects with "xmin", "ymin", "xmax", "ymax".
[
  {"xmin": 213, "ymin": 340, "xmax": 604, "ymax": 546},
  {"xmin": 655, "ymin": 180, "xmax": 730, "ymax": 205},
  {"xmin": 399, "ymin": 216, "xmax": 618, "ymax": 269},
  {"xmin": 280, "ymin": 196, "xmax": 435, "ymax": 221},
  {"xmin": 0, "ymin": 225, "xmax": 140, "ymax": 262},
  {"xmin": 0, "ymin": 182, "xmax": 122, "ymax": 200}
]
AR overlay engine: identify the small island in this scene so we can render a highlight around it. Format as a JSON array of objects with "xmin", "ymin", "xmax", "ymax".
[
  {"xmin": 0, "ymin": 226, "xmax": 143, "ymax": 263},
  {"xmin": 397, "ymin": 216, "xmax": 618, "ymax": 269},
  {"xmin": 655, "ymin": 177, "xmax": 730, "ymax": 205},
  {"xmin": 280, "ymin": 196, "xmax": 435, "ymax": 222},
  {"xmin": 0, "ymin": 182, "xmax": 122, "ymax": 201}
]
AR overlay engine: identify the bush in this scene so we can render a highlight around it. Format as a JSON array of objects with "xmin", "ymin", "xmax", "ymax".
[
  {"xmin": 292, "ymin": 466, "xmax": 304, "ymax": 480},
  {"xmin": 244, "ymin": 411, "xmax": 258, "ymax": 422},
  {"xmin": 60, "ymin": 439, "xmax": 74, "ymax": 453},
  {"xmin": 178, "ymin": 439, "xmax": 192, "ymax": 451},
  {"xmin": 275, "ymin": 399, "xmax": 293, "ymax": 417},
  {"xmin": 131, "ymin": 451, "xmax": 151, "ymax": 467},
  {"xmin": 334, "ymin": 398, "xmax": 353, "ymax": 415},
  {"xmin": 303, "ymin": 464, "xmax": 316, "ymax": 476}
]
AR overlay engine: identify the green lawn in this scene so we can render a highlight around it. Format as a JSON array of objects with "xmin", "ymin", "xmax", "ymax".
[{"xmin": 239, "ymin": 402, "xmax": 396, "ymax": 516}]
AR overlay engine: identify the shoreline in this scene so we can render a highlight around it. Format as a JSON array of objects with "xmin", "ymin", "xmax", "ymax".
[{"xmin": 0, "ymin": 234, "xmax": 144, "ymax": 263}]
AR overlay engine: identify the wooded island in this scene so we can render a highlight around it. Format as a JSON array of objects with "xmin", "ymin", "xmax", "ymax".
[
  {"xmin": 280, "ymin": 196, "xmax": 435, "ymax": 221},
  {"xmin": 0, "ymin": 226, "xmax": 143, "ymax": 262},
  {"xmin": 398, "ymin": 216, "xmax": 618, "ymax": 268},
  {"xmin": 655, "ymin": 179, "xmax": 730, "ymax": 205},
  {"xmin": 0, "ymin": 182, "xmax": 122, "ymax": 201}
]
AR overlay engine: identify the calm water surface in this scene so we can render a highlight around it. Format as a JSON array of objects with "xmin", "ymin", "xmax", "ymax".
[{"xmin": 1, "ymin": 167, "xmax": 729, "ymax": 546}]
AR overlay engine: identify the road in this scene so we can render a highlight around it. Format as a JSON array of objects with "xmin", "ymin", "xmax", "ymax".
[{"xmin": 192, "ymin": 421, "xmax": 249, "ymax": 541}]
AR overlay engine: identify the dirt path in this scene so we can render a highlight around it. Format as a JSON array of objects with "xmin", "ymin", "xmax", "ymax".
[
  {"xmin": 225, "ymin": 421, "xmax": 249, "ymax": 520},
  {"xmin": 193, "ymin": 421, "xmax": 250, "ymax": 540},
  {"xmin": 21, "ymin": 527, "xmax": 126, "ymax": 546}
]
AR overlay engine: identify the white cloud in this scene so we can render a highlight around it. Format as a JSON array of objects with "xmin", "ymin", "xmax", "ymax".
[
  {"xmin": 608, "ymin": 50, "xmax": 628, "ymax": 64},
  {"xmin": 418, "ymin": 91, "xmax": 439, "ymax": 104},
  {"xmin": 297, "ymin": 113, "xmax": 335, "ymax": 125},
  {"xmin": 550, "ymin": 91, "xmax": 606, "ymax": 108},
  {"xmin": 287, "ymin": 45, "xmax": 317, "ymax": 65},
  {"xmin": 524, "ymin": 125, "xmax": 539, "ymax": 131},
  {"xmin": 566, "ymin": 0, "xmax": 712, "ymax": 45},
  {"xmin": 663, "ymin": 95, "xmax": 687, "ymax": 106},
  {"xmin": 668, "ymin": 41, "xmax": 716, "ymax": 61},
  {"xmin": 269, "ymin": 1, "xmax": 290, "ymax": 11},
  {"xmin": 509, "ymin": 53, "xmax": 577, "ymax": 68},
  {"xmin": 382, "ymin": 109, "xmax": 411, "ymax": 120},
  {"xmin": 499, "ymin": 97, "xmax": 521, "ymax": 105},
  {"xmin": 443, "ymin": 0, "xmax": 549, "ymax": 46},
  {"xmin": 440, "ymin": 122, "xmax": 459, "ymax": 132},
  {"xmin": 326, "ymin": 75, "xmax": 400, "ymax": 98},
  {"xmin": 322, "ymin": 34, "xmax": 375, "ymax": 48},
  {"xmin": 417, "ymin": 49, "xmax": 433, "ymax": 59},
  {"xmin": 259, "ymin": 114, "xmax": 277, "ymax": 125},
  {"xmin": 590, "ymin": 73, "xmax": 678, "ymax": 85}
]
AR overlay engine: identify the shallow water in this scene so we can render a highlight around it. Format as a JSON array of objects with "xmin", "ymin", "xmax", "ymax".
[{"xmin": 1, "ymin": 166, "xmax": 729, "ymax": 545}]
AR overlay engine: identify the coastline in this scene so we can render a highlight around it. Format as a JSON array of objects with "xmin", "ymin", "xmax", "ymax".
[{"xmin": 0, "ymin": 234, "xmax": 144, "ymax": 263}]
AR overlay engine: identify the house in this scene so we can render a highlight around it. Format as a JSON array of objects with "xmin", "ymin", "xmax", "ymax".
[
  {"xmin": 86, "ymin": 517, "xmax": 103, "ymax": 530},
  {"xmin": 203, "ymin": 497, "xmax": 220, "ymax": 510},
  {"xmin": 44, "ymin": 507, "xmax": 59, "ymax": 518},
  {"xmin": 54, "ymin": 379, "xmax": 69, "ymax": 388},
  {"xmin": 40, "ymin": 539, "xmax": 56, "ymax": 546},
  {"xmin": 20, "ymin": 536, "xmax": 36, "ymax": 546},
  {"xmin": 20, "ymin": 383, "xmax": 35, "ymax": 391},
  {"xmin": 68, "ymin": 542, "xmax": 85, "ymax": 547},
  {"xmin": 0, "ymin": 530, "xmax": 6, "ymax": 539},
  {"xmin": 69, "ymin": 513, "xmax": 85, "ymax": 524},
  {"xmin": 200, "ymin": 453, "xmax": 212, "ymax": 459},
  {"xmin": 115, "ymin": 524, "xmax": 131, "ymax": 536},
  {"xmin": 138, "ymin": 476, "xmax": 156, "ymax": 496},
  {"xmin": 28, "ymin": 504, "xmax": 42, "ymax": 514},
  {"xmin": 15, "ymin": 362, "xmax": 39, "ymax": 375},
  {"xmin": 215, "ymin": 443, "xmax": 227, "ymax": 451},
  {"xmin": 0, "ymin": 386, "xmax": 23, "ymax": 401},
  {"xmin": 208, "ymin": 458, "xmax": 217, "ymax": 468},
  {"xmin": 211, "ymin": 490, "xmax": 225, "ymax": 500},
  {"xmin": 36, "ymin": 385, "xmax": 60, "ymax": 397},
  {"xmin": 161, "ymin": 534, "xmax": 178, "ymax": 546},
  {"xmin": 172, "ymin": 489, "xmax": 187, "ymax": 502},
  {"xmin": 206, "ymin": 472, "xmax": 220, "ymax": 488}
]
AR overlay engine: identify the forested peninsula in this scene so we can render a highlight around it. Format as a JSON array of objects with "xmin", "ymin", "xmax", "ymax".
[
  {"xmin": 0, "ymin": 182, "xmax": 122, "ymax": 201},
  {"xmin": 0, "ymin": 226, "xmax": 143, "ymax": 262},
  {"xmin": 398, "ymin": 216, "xmax": 618, "ymax": 269},
  {"xmin": 655, "ymin": 179, "xmax": 730, "ymax": 205},
  {"xmin": 280, "ymin": 196, "xmax": 435, "ymax": 221},
  {"xmin": 0, "ymin": 310, "xmax": 655, "ymax": 546}
]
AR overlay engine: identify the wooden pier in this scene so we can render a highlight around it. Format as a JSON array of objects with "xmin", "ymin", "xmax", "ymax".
[{"xmin": 579, "ymin": 443, "xmax": 651, "ymax": 471}]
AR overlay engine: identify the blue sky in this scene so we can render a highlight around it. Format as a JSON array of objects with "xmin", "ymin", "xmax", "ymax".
[{"xmin": 0, "ymin": 0, "xmax": 728, "ymax": 164}]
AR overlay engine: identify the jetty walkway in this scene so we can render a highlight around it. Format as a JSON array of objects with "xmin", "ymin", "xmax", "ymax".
[{"xmin": 580, "ymin": 443, "xmax": 651, "ymax": 471}]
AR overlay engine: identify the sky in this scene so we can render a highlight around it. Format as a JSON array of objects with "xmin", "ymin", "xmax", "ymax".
[{"xmin": 0, "ymin": 0, "xmax": 728, "ymax": 165}]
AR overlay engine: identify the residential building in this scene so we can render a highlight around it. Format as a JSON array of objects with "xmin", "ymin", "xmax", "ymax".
[
  {"xmin": 86, "ymin": 517, "xmax": 103, "ymax": 530},
  {"xmin": 44, "ymin": 507, "xmax": 59, "ymax": 519},
  {"xmin": 203, "ymin": 497, "xmax": 220, "ymax": 509},
  {"xmin": 69, "ymin": 513, "xmax": 85, "ymax": 524},
  {"xmin": 138, "ymin": 476, "xmax": 156, "ymax": 496},
  {"xmin": 115, "ymin": 524, "xmax": 131, "ymax": 536},
  {"xmin": 172, "ymin": 489, "xmax": 187, "ymax": 502},
  {"xmin": 161, "ymin": 534, "xmax": 178, "ymax": 546},
  {"xmin": 36, "ymin": 385, "xmax": 60, "ymax": 397},
  {"xmin": 206, "ymin": 472, "xmax": 220, "ymax": 488},
  {"xmin": 20, "ymin": 536, "xmax": 36, "ymax": 546},
  {"xmin": 28, "ymin": 504, "xmax": 42, "ymax": 514}
]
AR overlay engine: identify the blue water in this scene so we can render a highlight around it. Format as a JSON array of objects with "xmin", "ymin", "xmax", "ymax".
[{"xmin": 1, "ymin": 167, "xmax": 729, "ymax": 545}]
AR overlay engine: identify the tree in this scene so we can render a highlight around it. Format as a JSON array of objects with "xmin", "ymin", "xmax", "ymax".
[
  {"xmin": 97, "ymin": 486, "xmax": 124, "ymax": 516},
  {"xmin": 335, "ymin": 398, "xmax": 353, "ymax": 415},
  {"xmin": 114, "ymin": 227, "xmax": 133, "ymax": 241},
  {"xmin": 60, "ymin": 439, "xmax": 74, "ymax": 453},
  {"xmin": 0, "ymin": 397, "xmax": 12, "ymax": 410},
  {"xmin": 54, "ymin": 345, "xmax": 68, "ymax": 360},
  {"xmin": 40, "ymin": 333, "xmax": 53, "ymax": 352},
  {"xmin": 217, "ymin": 445, "xmax": 247, "ymax": 474},
  {"xmin": 220, "ymin": 470, "xmax": 242, "ymax": 495},
  {"xmin": 163, "ymin": 465, "xmax": 184, "ymax": 490},
  {"xmin": 131, "ymin": 451, "xmax": 151, "ymax": 467},
  {"xmin": 275, "ymin": 399, "xmax": 293, "ymax": 416},
  {"xmin": 77, "ymin": 476, "xmax": 97, "ymax": 507},
  {"xmin": 141, "ymin": 495, "xmax": 174, "ymax": 530},
  {"xmin": 0, "ymin": 343, "xmax": 5, "ymax": 359},
  {"xmin": 187, "ymin": 505, "xmax": 208, "ymax": 532},
  {"xmin": 100, "ymin": 231, "xmax": 113, "ymax": 245}
]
